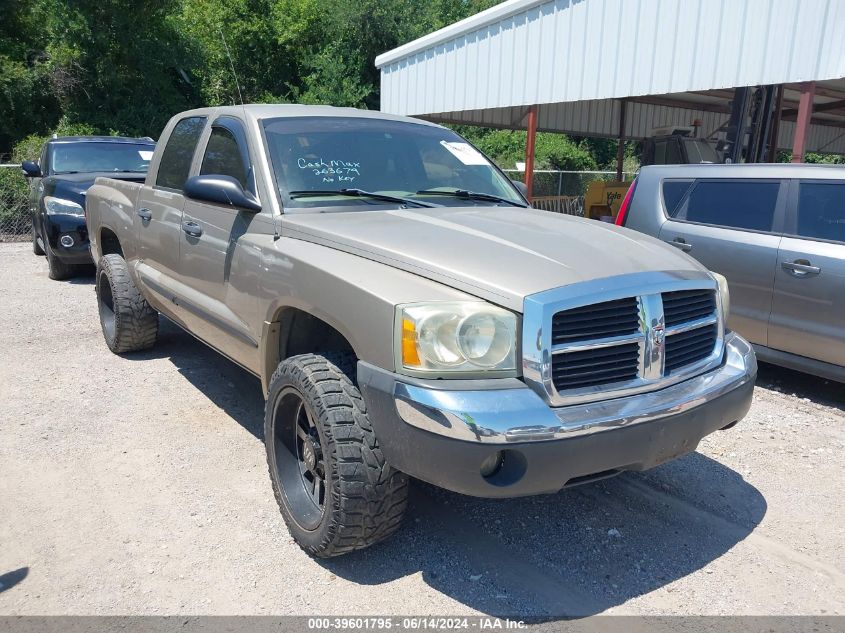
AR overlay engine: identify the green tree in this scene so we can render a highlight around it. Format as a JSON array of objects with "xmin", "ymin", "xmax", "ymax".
[
  {"xmin": 44, "ymin": 0, "xmax": 198, "ymax": 137},
  {"xmin": 456, "ymin": 127, "xmax": 598, "ymax": 171},
  {"xmin": 295, "ymin": 0, "xmax": 498, "ymax": 108},
  {"xmin": 0, "ymin": 0, "xmax": 61, "ymax": 153}
]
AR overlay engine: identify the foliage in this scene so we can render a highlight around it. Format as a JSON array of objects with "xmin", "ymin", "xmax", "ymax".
[
  {"xmin": 804, "ymin": 152, "xmax": 844, "ymax": 164},
  {"xmin": 455, "ymin": 127, "xmax": 598, "ymax": 171},
  {"xmin": 0, "ymin": 166, "xmax": 29, "ymax": 227},
  {"xmin": 0, "ymin": 0, "xmax": 499, "ymax": 153},
  {"xmin": 775, "ymin": 150, "xmax": 844, "ymax": 164},
  {"xmin": 0, "ymin": 0, "xmax": 59, "ymax": 153},
  {"xmin": 12, "ymin": 118, "xmax": 97, "ymax": 162}
]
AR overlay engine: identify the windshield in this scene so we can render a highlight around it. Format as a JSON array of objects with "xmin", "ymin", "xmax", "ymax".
[
  {"xmin": 683, "ymin": 138, "xmax": 720, "ymax": 164},
  {"xmin": 261, "ymin": 116, "xmax": 525, "ymax": 210},
  {"xmin": 50, "ymin": 142, "xmax": 155, "ymax": 174}
]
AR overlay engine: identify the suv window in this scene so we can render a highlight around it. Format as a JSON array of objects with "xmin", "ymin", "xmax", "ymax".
[
  {"xmin": 156, "ymin": 116, "xmax": 206, "ymax": 190},
  {"xmin": 671, "ymin": 180, "xmax": 780, "ymax": 232},
  {"xmin": 200, "ymin": 127, "xmax": 247, "ymax": 188},
  {"xmin": 662, "ymin": 180, "xmax": 693, "ymax": 216},
  {"xmin": 797, "ymin": 181, "xmax": 845, "ymax": 243}
]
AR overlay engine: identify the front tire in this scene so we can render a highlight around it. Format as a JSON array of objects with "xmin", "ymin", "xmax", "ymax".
[
  {"xmin": 45, "ymin": 242, "xmax": 73, "ymax": 280},
  {"xmin": 265, "ymin": 353, "xmax": 409, "ymax": 557},
  {"xmin": 96, "ymin": 254, "xmax": 158, "ymax": 353},
  {"xmin": 32, "ymin": 226, "xmax": 45, "ymax": 256}
]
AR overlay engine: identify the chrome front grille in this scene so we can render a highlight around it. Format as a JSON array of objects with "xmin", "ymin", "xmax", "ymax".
[
  {"xmin": 552, "ymin": 341, "xmax": 640, "ymax": 390},
  {"xmin": 522, "ymin": 274, "xmax": 725, "ymax": 407},
  {"xmin": 551, "ymin": 297, "xmax": 639, "ymax": 344},
  {"xmin": 663, "ymin": 289, "xmax": 716, "ymax": 326},
  {"xmin": 665, "ymin": 323, "xmax": 718, "ymax": 373}
]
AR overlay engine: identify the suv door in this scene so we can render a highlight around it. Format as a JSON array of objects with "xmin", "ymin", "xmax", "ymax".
[
  {"xmin": 768, "ymin": 179, "xmax": 845, "ymax": 368},
  {"xmin": 177, "ymin": 116, "xmax": 262, "ymax": 368},
  {"xmin": 658, "ymin": 178, "xmax": 786, "ymax": 346},
  {"xmin": 136, "ymin": 115, "xmax": 206, "ymax": 314}
]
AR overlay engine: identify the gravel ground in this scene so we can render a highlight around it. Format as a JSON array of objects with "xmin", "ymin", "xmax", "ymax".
[{"xmin": 1, "ymin": 241, "xmax": 843, "ymax": 617}]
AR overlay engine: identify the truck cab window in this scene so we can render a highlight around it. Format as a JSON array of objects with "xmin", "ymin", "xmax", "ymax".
[
  {"xmin": 200, "ymin": 127, "xmax": 248, "ymax": 189},
  {"xmin": 156, "ymin": 116, "xmax": 206, "ymax": 190}
]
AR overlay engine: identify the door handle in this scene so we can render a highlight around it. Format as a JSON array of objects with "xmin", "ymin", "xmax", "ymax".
[
  {"xmin": 137, "ymin": 208, "xmax": 152, "ymax": 221},
  {"xmin": 782, "ymin": 259, "xmax": 820, "ymax": 277},
  {"xmin": 182, "ymin": 221, "xmax": 202, "ymax": 238},
  {"xmin": 670, "ymin": 237, "xmax": 692, "ymax": 252}
]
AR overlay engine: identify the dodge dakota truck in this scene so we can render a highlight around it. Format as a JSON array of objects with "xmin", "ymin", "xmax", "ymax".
[{"xmin": 85, "ymin": 105, "xmax": 757, "ymax": 557}]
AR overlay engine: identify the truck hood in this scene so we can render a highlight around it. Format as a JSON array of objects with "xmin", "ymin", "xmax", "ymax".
[{"xmin": 281, "ymin": 207, "xmax": 705, "ymax": 312}]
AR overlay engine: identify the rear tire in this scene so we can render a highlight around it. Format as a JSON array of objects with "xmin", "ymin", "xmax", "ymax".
[
  {"xmin": 45, "ymin": 242, "xmax": 73, "ymax": 280},
  {"xmin": 32, "ymin": 226, "xmax": 45, "ymax": 256},
  {"xmin": 265, "ymin": 352, "xmax": 408, "ymax": 557},
  {"xmin": 96, "ymin": 254, "xmax": 158, "ymax": 353}
]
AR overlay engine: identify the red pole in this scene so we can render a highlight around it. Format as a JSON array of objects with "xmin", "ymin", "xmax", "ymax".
[
  {"xmin": 524, "ymin": 105, "xmax": 538, "ymax": 200},
  {"xmin": 791, "ymin": 81, "xmax": 815, "ymax": 163}
]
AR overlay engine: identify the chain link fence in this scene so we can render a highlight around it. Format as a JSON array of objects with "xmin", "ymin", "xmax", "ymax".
[
  {"xmin": 0, "ymin": 165, "xmax": 31, "ymax": 243},
  {"xmin": 503, "ymin": 169, "xmax": 635, "ymax": 215}
]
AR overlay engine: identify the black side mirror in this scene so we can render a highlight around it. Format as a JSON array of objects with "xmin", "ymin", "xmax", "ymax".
[
  {"xmin": 21, "ymin": 160, "xmax": 41, "ymax": 178},
  {"xmin": 511, "ymin": 179, "xmax": 529, "ymax": 198},
  {"xmin": 184, "ymin": 175, "xmax": 261, "ymax": 212}
]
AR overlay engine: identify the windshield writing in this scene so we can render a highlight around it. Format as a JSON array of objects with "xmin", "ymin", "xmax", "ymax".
[{"xmin": 262, "ymin": 117, "xmax": 524, "ymax": 210}]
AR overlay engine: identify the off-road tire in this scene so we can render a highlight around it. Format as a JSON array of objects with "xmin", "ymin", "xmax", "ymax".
[
  {"xmin": 96, "ymin": 254, "xmax": 158, "ymax": 353},
  {"xmin": 265, "ymin": 352, "xmax": 409, "ymax": 557},
  {"xmin": 32, "ymin": 227, "xmax": 45, "ymax": 256},
  {"xmin": 45, "ymin": 242, "xmax": 73, "ymax": 280}
]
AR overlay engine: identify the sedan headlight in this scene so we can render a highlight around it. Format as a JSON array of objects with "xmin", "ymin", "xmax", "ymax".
[
  {"xmin": 44, "ymin": 196, "xmax": 84, "ymax": 217},
  {"xmin": 710, "ymin": 272, "xmax": 730, "ymax": 324},
  {"xmin": 397, "ymin": 302, "xmax": 518, "ymax": 376}
]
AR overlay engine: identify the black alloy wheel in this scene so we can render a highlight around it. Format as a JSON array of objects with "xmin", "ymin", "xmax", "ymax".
[{"xmin": 272, "ymin": 386, "xmax": 327, "ymax": 530}]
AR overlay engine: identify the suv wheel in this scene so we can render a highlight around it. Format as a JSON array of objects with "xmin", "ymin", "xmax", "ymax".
[
  {"xmin": 96, "ymin": 254, "xmax": 158, "ymax": 353},
  {"xmin": 45, "ymin": 241, "xmax": 73, "ymax": 280},
  {"xmin": 32, "ymin": 226, "xmax": 45, "ymax": 256},
  {"xmin": 265, "ymin": 353, "xmax": 408, "ymax": 557}
]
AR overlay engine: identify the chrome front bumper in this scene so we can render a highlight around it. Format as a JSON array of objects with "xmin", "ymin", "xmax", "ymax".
[{"xmin": 393, "ymin": 332, "xmax": 757, "ymax": 444}]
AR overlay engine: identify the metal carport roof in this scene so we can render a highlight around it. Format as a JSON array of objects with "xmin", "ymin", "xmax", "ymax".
[{"xmin": 375, "ymin": 0, "xmax": 845, "ymax": 155}]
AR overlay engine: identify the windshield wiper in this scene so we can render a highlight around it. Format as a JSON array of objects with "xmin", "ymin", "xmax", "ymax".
[
  {"xmin": 289, "ymin": 189, "xmax": 437, "ymax": 208},
  {"xmin": 416, "ymin": 189, "xmax": 528, "ymax": 208}
]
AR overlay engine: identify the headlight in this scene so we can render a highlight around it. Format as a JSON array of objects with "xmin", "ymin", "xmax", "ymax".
[
  {"xmin": 397, "ymin": 302, "xmax": 518, "ymax": 376},
  {"xmin": 710, "ymin": 272, "xmax": 730, "ymax": 324},
  {"xmin": 44, "ymin": 196, "xmax": 84, "ymax": 216}
]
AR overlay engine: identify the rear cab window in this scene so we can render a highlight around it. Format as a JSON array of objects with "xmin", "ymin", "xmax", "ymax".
[
  {"xmin": 666, "ymin": 179, "xmax": 782, "ymax": 232},
  {"xmin": 794, "ymin": 181, "xmax": 845, "ymax": 244},
  {"xmin": 155, "ymin": 116, "xmax": 207, "ymax": 191}
]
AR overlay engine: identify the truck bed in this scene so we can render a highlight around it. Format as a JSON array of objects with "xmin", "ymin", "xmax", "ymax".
[{"xmin": 85, "ymin": 177, "xmax": 145, "ymax": 261}]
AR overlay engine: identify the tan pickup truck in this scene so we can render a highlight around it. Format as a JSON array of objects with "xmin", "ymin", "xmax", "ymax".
[{"xmin": 85, "ymin": 105, "xmax": 757, "ymax": 557}]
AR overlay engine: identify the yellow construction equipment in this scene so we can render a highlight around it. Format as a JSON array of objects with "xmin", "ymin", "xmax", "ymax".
[{"xmin": 584, "ymin": 180, "xmax": 634, "ymax": 221}]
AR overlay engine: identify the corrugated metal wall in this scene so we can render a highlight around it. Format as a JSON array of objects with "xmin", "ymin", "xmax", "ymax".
[
  {"xmin": 378, "ymin": 0, "xmax": 845, "ymax": 154},
  {"xmin": 380, "ymin": 0, "xmax": 845, "ymax": 115},
  {"xmin": 423, "ymin": 100, "xmax": 845, "ymax": 154}
]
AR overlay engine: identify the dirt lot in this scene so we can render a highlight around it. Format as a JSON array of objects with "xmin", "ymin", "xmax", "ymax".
[{"xmin": 1, "ymin": 241, "xmax": 844, "ymax": 617}]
